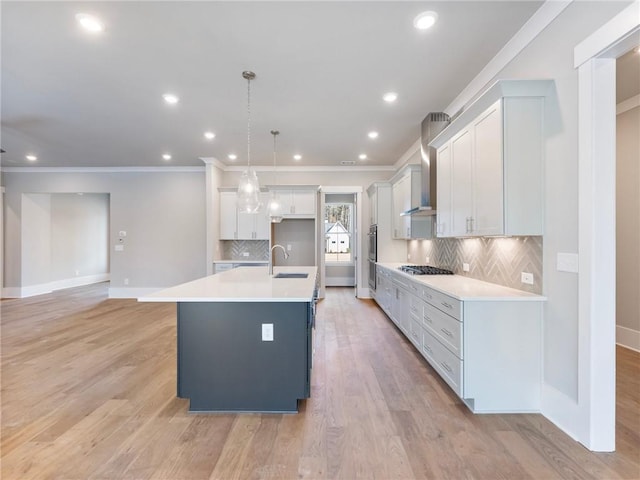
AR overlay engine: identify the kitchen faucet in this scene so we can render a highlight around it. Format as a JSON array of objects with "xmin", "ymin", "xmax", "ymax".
[{"xmin": 269, "ymin": 244, "xmax": 290, "ymax": 275}]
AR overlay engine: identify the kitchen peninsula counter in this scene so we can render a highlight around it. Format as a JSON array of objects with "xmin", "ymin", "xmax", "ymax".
[{"xmin": 139, "ymin": 266, "xmax": 318, "ymax": 413}]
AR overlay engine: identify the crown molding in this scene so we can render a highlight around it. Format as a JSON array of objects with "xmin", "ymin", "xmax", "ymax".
[{"xmin": 209, "ymin": 163, "xmax": 396, "ymax": 173}]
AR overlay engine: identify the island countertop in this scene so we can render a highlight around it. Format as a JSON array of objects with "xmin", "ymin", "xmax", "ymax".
[{"xmin": 138, "ymin": 266, "xmax": 318, "ymax": 303}]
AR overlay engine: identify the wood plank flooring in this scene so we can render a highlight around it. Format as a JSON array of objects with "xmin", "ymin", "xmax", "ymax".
[{"xmin": 1, "ymin": 284, "xmax": 638, "ymax": 479}]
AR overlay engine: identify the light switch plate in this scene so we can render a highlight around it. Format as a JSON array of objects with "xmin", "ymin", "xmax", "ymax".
[
  {"xmin": 462, "ymin": 263, "xmax": 470, "ymax": 272},
  {"xmin": 557, "ymin": 253, "xmax": 579, "ymax": 273},
  {"xmin": 262, "ymin": 323, "xmax": 274, "ymax": 341}
]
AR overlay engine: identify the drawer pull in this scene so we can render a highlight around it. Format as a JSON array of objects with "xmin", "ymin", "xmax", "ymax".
[
  {"xmin": 424, "ymin": 345, "xmax": 433, "ymax": 354},
  {"xmin": 423, "ymin": 314, "xmax": 432, "ymax": 323},
  {"xmin": 441, "ymin": 328, "xmax": 453, "ymax": 337},
  {"xmin": 441, "ymin": 301, "xmax": 453, "ymax": 310},
  {"xmin": 440, "ymin": 361, "xmax": 453, "ymax": 373},
  {"xmin": 412, "ymin": 331, "xmax": 419, "ymax": 339}
]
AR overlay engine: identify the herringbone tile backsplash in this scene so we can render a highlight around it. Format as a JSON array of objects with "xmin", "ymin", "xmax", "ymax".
[
  {"xmin": 221, "ymin": 240, "xmax": 269, "ymax": 261},
  {"xmin": 407, "ymin": 236, "xmax": 543, "ymax": 294}
]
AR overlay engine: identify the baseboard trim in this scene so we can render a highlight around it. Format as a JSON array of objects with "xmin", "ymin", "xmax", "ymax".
[
  {"xmin": 2, "ymin": 274, "xmax": 110, "ymax": 299},
  {"xmin": 49, "ymin": 273, "xmax": 110, "ymax": 292},
  {"xmin": 541, "ymin": 383, "xmax": 582, "ymax": 444},
  {"xmin": 325, "ymin": 277, "xmax": 356, "ymax": 287},
  {"xmin": 616, "ymin": 325, "xmax": 640, "ymax": 352},
  {"xmin": 108, "ymin": 287, "xmax": 161, "ymax": 299}
]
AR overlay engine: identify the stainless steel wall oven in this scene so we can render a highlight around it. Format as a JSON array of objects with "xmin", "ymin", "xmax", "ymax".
[{"xmin": 367, "ymin": 224, "xmax": 377, "ymax": 290}]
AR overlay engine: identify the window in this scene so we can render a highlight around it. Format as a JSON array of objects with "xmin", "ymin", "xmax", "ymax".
[{"xmin": 324, "ymin": 203, "xmax": 353, "ymax": 264}]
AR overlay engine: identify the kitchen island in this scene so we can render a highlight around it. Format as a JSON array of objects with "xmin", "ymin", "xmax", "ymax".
[{"xmin": 139, "ymin": 266, "xmax": 318, "ymax": 413}]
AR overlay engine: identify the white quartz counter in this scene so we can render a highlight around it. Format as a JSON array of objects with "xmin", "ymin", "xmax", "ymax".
[
  {"xmin": 139, "ymin": 266, "xmax": 318, "ymax": 303},
  {"xmin": 377, "ymin": 263, "xmax": 546, "ymax": 302}
]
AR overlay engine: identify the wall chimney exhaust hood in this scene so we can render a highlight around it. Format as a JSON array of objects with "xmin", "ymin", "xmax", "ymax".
[{"xmin": 401, "ymin": 112, "xmax": 450, "ymax": 216}]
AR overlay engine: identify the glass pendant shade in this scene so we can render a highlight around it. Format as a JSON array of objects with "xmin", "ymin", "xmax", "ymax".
[
  {"xmin": 268, "ymin": 190, "xmax": 283, "ymax": 223},
  {"xmin": 237, "ymin": 167, "xmax": 261, "ymax": 213}
]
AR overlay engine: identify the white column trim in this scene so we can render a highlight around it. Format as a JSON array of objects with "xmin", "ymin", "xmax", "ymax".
[{"xmin": 573, "ymin": 0, "xmax": 639, "ymax": 452}]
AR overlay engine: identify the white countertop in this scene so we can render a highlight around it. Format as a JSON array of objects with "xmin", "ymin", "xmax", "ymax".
[
  {"xmin": 377, "ymin": 263, "xmax": 546, "ymax": 302},
  {"xmin": 139, "ymin": 266, "xmax": 318, "ymax": 303},
  {"xmin": 213, "ymin": 260, "xmax": 268, "ymax": 264}
]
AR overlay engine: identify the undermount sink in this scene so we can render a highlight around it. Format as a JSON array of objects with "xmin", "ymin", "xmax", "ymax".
[{"xmin": 274, "ymin": 273, "xmax": 309, "ymax": 279}]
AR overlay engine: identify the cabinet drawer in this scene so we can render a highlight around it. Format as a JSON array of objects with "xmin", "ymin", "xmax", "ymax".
[
  {"xmin": 422, "ymin": 302, "xmax": 463, "ymax": 359},
  {"xmin": 409, "ymin": 294, "xmax": 422, "ymax": 320},
  {"xmin": 422, "ymin": 329, "xmax": 463, "ymax": 397},
  {"xmin": 409, "ymin": 316, "xmax": 423, "ymax": 350},
  {"xmin": 421, "ymin": 286, "xmax": 461, "ymax": 320}
]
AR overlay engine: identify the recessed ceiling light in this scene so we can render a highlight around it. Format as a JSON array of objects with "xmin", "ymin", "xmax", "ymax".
[
  {"xmin": 26, "ymin": 154, "xmax": 37, "ymax": 161},
  {"xmin": 228, "ymin": 154, "xmax": 237, "ymax": 161},
  {"xmin": 413, "ymin": 11, "xmax": 438, "ymax": 31},
  {"xmin": 204, "ymin": 131, "xmax": 215, "ymax": 140},
  {"xmin": 368, "ymin": 131, "xmax": 379, "ymax": 139},
  {"xmin": 162, "ymin": 153, "xmax": 171, "ymax": 161},
  {"xmin": 383, "ymin": 92, "xmax": 398, "ymax": 103},
  {"xmin": 162, "ymin": 93, "xmax": 179, "ymax": 105},
  {"xmin": 76, "ymin": 13, "xmax": 104, "ymax": 33},
  {"xmin": 293, "ymin": 154, "xmax": 302, "ymax": 161},
  {"xmin": 359, "ymin": 154, "xmax": 367, "ymax": 160}
]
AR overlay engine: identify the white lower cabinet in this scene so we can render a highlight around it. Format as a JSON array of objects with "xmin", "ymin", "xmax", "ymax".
[{"xmin": 376, "ymin": 265, "xmax": 542, "ymax": 413}]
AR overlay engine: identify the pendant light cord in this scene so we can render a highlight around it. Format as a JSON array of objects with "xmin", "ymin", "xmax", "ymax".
[
  {"xmin": 271, "ymin": 130, "xmax": 279, "ymax": 185},
  {"xmin": 246, "ymin": 76, "xmax": 251, "ymax": 168}
]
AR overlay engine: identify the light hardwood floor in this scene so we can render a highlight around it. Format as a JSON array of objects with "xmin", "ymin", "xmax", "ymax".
[{"xmin": 1, "ymin": 284, "xmax": 638, "ymax": 479}]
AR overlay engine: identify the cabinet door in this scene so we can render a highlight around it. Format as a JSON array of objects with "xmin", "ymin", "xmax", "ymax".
[
  {"xmin": 436, "ymin": 143, "xmax": 452, "ymax": 237},
  {"xmin": 292, "ymin": 190, "xmax": 316, "ymax": 215},
  {"xmin": 369, "ymin": 188, "xmax": 377, "ymax": 225},
  {"xmin": 450, "ymin": 129, "xmax": 473, "ymax": 237},
  {"xmin": 254, "ymin": 193, "xmax": 271, "ymax": 239},
  {"xmin": 219, "ymin": 192, "xmax": 237, "ymax": 240},
  {"xmin": 472, "ymin": 100, "xmax": 503, "ymax": 235},
  {"xmin": 392, "ymin": 175, "xmax": 410, "ymax": 239},
  {"xmin": 236, "ymin": 209, "xmax": 255, "ymax": 240}
]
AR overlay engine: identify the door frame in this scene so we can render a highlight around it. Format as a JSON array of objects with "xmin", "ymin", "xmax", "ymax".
[{"xmin": 574, "ymin": 1, "xmax": 639, "ymax": 452}]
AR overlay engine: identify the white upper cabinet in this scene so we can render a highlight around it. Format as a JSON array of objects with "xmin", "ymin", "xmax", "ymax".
[
  {"xmin": 391, "ymin": 165, "xmax": 423, "ymax": 239},
  {"xmin": 219, "ymin": 191, "xmax": 270, "ymax": 240},
  {"xmin": 432, "ymin": 79, "xmax": 550, "ymax": 238},
  {"xmin": 270, "ymin": 188, "xmax": 317, "ymax": 217}
]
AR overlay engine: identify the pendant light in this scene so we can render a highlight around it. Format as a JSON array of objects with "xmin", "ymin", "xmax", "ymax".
[
  {"xmin": 268, "ymin": 129, "xmax": 283, "ymax": 223},
  {"xmin": 237, "ymin": 71, "xmax": 262, "ymax": 214}
]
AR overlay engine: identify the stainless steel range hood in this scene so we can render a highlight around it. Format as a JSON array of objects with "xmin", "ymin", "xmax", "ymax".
[{"xmin": 401, "ymin": 112, "xmax": 450, "ymax": 216}]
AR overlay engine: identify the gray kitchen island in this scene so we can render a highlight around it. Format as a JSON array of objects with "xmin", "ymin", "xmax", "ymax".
[{"xmin": 139, "ymin": 266, "xmax": 318, "ymax": 413}]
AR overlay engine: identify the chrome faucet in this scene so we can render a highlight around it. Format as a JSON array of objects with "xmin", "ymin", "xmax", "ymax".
[{"xmin": 269, "ymin": 244, "xmax": 290, "ymax": 275}]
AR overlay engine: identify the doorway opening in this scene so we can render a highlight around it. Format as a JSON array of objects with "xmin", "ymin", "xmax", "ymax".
[{"xmin": 324, "ymin": 194, "xmax": 356, "ymax": 289}]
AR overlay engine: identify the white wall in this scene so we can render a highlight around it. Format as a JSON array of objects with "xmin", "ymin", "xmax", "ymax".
[
  {"xmin": 616, "ymin": 104, "xmax": 640, "ymax": 350},
  {"xmin": 2, "ymin": 170, "xmax": 206, "ymax": 297},
  {"xmin": 50, "ymin": 193, "xmax": 109, "ymax": 282},
  {"xmin": 21, "ymin": 194, "xmax": 51, "ymax": 287}
]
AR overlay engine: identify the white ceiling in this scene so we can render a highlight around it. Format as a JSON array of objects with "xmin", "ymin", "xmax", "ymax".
[{"xmin": 1, "ymin": 1, "xmax": 544, "ymax": 169}]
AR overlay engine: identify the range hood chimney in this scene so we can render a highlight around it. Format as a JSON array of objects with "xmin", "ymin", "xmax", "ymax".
[{"xmin": 402, "ymin": 112, "xmax": 450, "ymax": 216}]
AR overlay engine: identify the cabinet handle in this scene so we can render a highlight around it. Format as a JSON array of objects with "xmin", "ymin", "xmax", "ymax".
[
  {"xmin": 407, "ymin": 227, "xmax": 411, "ymax": 237},
  {"xmin": 440, "ymin": 361, "xmax": 453, "ymax": 373},
  {"xmin": 412, "ymin": 331, "xmax": 419, "ymax": 339},
  {"xmin": 424, "ymin": 345, "xmax": 433, "ymax": 354},
  {"xmin": 423, "ymin": 314, "xmax": 432, "ymax": 324},
  {"xmin": 441, "ymin": 301, "xmax": 453, "ymax": 310},
  {"xmin": 441, "ymin": 328, "xmax": 453, "ymax": 337},
  {"xmin": 469, "ymin": 217, "xmax": 474, "ymax": 232}
]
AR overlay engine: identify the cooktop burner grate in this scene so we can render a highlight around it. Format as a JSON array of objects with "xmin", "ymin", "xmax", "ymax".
[{"xmin": 398, "ymin": 265, "xmax": 454, "ymax": 275}]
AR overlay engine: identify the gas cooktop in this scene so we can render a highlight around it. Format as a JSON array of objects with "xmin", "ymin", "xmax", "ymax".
[{"xmin": 398, "ymin": 265, "xmax": 454, "ymax": 275}]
